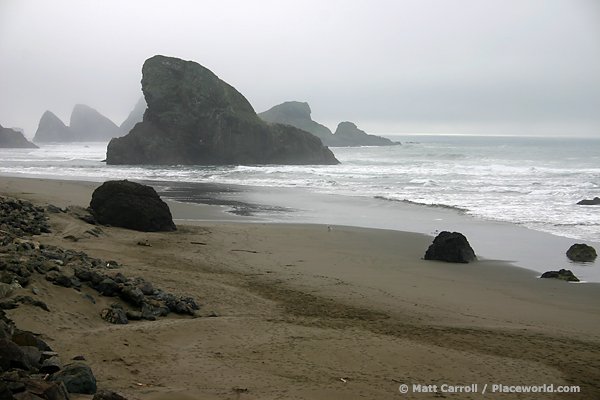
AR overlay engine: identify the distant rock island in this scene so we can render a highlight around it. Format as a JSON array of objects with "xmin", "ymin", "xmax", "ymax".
[
  {"xmin": 0, "ymin": 124, "xmax": 38, "ymax": 148},
  {"xmin": 34, "ymin": 105, "xmax": 126, "ymax": 143},
  {"xmin": 106, "ymin": 55, "xmax": 339, "ymax": 165},
  {"xmin": 33, "ymin": 110, "xmax": 74, "ymax": 142},
  {"xmin": 258, "ymin": 101, "xmax": 400, "ymax": 147}
]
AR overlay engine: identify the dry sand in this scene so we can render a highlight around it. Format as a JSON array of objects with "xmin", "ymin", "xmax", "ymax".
[{"xmin": 1, "ymin": 176, "xmax": 599, "ymax": 399}]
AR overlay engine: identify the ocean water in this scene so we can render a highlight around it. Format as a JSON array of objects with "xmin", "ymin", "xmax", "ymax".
[
  {"xmin": 1, "ymin": 135, "xmax": 599, "ymax": 281},
  {"xmin": 1, "ymin": 135, "xmax": 598, "ymax": 241}
]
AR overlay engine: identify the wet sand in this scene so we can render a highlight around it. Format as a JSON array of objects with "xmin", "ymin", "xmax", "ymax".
[{"xmin": 1, "ymin": 176, "xmax": 599, "ymax": 399}]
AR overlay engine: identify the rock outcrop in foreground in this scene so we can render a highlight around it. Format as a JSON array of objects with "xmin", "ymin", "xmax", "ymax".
[
  {"xmin": 258, "ymin": 101, "xmax": 400, "ymax": 147},
  {"xmin": 88, "ymin": 180, "xmax": 176, "ymax": 232},
  {"xmin": 0, "ymin": 125, "xmax": 38, "ymax": 148},
  {"xmin": 424, "ymin": 231, "xmax": 477, "ymax": 263},
  {"xmin": 106, "ymin": 56, "xmax": 339, "ymax": 165}
]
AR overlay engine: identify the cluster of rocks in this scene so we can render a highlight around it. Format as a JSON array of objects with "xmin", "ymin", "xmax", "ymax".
[
  {"xmin": 423, "ymin": 230, "xmax": 597, "ymax": 283},
  {"xmin": 0, "ymin": 319, "xmax": 97, "ymax": 399},
  {"xmin": 1, "ymin": 197, "xmax": 51, "ymax": 237},
  {"xmin": 0, "ymin": 195, "xmax": 203, "ymax": 398}
]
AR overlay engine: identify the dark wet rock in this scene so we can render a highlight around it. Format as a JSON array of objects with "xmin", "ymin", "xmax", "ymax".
[
  {"xmin": 50, "ymin": 362, "xmax": 97, "ymax": 394},
  {"xmin": 93, "ymin": 389, "xmax": 130, "ymax": 400},
  {"xmin": 0, "ymin": 125, "xmax": 38, "ymax": 149},
  {"xmin": 541, "ymin": 269, "xmax": 580, "ymax": 282},
  {"xmin": 125, "ymin": 310, "xmax": 142, "ymax": 321},
  {"xmin": 566, "ymin": 243, "xmax": 597, "ymax": 262},
  {"xmin": 95, "ymin": 278, "xmax": 120, "ymax": 297},
  {"xmin": 39, "ymin": 355, "xmax": 62, "ymax": 374},
  {"xmin": 106, "ymin": 55, "xmax": 338, "ymax": 166},
  {"xmin": 45, "ymin": 272, "xmax": 71, "ymax": 288},
  {"xmin": 20, "ymin": 347, "xmax": 42, "ymax": 370},
  {"xmin": 20, "ymin": 377, "xmax": 70, "ymax": 399},
  {"xmin": 119, "ymin": 286, "xmax": 145, "ymax": 307},
  {"xmin": 69, "ymin": 104, "xmax": 122, "ymax": 142},
  {"xmin": 46, "ymin": 205, "xmax": 65, "ymax": 214},
  {"xmin": 100, "ymin": 308, "xmax": 128, "ymax": 325},
  {"xmin": 12, "ymin": 297, "xmax": 49, "ymax": 312},
  {"xmin": 577, "ymin": 197, "xmax": 600, "ymax": 205},
  {"xmin": 11, "ymin": 331, "xmax": 51, "ymax": 352},
  {"xmin": 0, "ymin": 338, "xmax": 32, "ymax": 371},
  {"xmin": 423, "ymin": 231, "xmax": 477, "ymax": 263},
  {"xmin": 33, "ymin": 111, "xmax": 74, "ymax": 143},
  {"xmin": 88, "ymin": 180, "xmax": 176, "ymax": 232}
]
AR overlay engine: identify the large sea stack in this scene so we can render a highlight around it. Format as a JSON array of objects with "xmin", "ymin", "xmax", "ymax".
[
  {"xmin": 70, "ymin": 104, "xmax": 122, "ymax": 142},
  {"xmin": 33, "ymin": 110, "xmax": 74, "ymax": 142},
  {"xmin": 106, "ymin": 56, "xmax": 339, "ymax": 165}
]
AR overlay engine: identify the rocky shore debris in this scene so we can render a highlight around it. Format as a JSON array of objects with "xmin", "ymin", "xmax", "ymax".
[
  {"xmin": 423, "ymin": 231, "xmax": 477, "ymax": 263},
  {"xmin": 0, "ymin": 195, "xmax": 203, "ymax": 398},
  {"xmin": 577, "ymin": 197, "xmax": 600, "ymax": 205},
  {"xmin": 88, "ymin": 180, "xmax": 176, "ymax": 232},
  {"xmin": 540, "ymin": 269, "xmax": 580, "ymax": 282},
  {"xmin": 566, "ymin": 243, "xmax": 597, "ymax": 263}
]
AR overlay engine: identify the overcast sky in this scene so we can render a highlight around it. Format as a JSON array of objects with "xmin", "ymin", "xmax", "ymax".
[{"xmin": 1, "ymin": 0, "xmax": 599, "ymax": 138}]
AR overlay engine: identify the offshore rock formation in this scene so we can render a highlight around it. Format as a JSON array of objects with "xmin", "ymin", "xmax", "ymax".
[
  {"xmin": 258, "ymin": 101, "xmax": 399, "ymax": 147},
  {"xmin": 106, "ymin": 56, "xmax": 338, "ymax": 165},
  {"xmin": 577, "ymin": 197, "xmax": 600, "ymax": 205},
  {"xmin": 33, "ymin": 111, "xmax": 74, "ymax": 142},
  {"xmin": 119, "ymin": 97, "xmax": 146, "ymax": 134},
  {"xmin": 70, "ymin": 104, "xmax": 123, "ymax": 142},
  {"xmin": 0, "ymin": 125, "xmax": 38, "ymax": 148},
  {"xmin": 333, "ymin": 121, "xmax": 400, "ymax": 146},
  {"xmin": 88, "ymin": 180, "xmax": 176, "ymax": 232},
  {"xmin": 258, "ymin": 101, "xmax": 337, "ymax": 145}
]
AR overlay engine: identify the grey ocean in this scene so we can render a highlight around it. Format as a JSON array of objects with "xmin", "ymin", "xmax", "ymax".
[{"xmin": 1, "ymin": 135, "xmax": 599, "ymax": 281}]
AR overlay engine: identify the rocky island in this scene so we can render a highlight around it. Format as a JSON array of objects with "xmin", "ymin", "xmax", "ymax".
[
  {"xmin": 106, "ymin": 56, "xmax": 339, "ymax": 165},
  {"xmin": 258, "ymin": 101, "xmax": 400, "ymax": 147},
  {"xmin": 0, "ymin": 125, "xmax": 38, "ymax": 148}
]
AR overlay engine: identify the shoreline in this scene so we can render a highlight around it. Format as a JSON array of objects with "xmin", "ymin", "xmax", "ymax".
[{"xmin": 1, "ymin": 175, "xmax": 600, "ymax": 398}]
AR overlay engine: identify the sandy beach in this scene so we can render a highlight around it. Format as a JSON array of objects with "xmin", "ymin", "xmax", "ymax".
[{"xmin": 1, "ymin": 176, "xmax": 599, "ymax": 399}]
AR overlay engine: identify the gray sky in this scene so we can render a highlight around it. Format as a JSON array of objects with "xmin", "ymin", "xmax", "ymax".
[{"xmin": 1, "ymin": 0, "xmax": 599, "ymax": 138}]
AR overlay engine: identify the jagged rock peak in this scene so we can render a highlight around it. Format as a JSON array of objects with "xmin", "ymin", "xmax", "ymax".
[
  {"xmin": 106, "ymin": 55, "xmax": 339, "ymax": 166},
  {"xmin": 70, "ymin": 104, "xmax": 123, "ymax": 142},
  {"xmin": 120, "ymin": 96, "xmax": 147, "ymax": 134},
  {"xmin": 33, "ymin": 110, "xmax": 73, "ymax": 142}
]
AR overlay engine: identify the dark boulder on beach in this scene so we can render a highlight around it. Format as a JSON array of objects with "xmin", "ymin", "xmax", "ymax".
[
  {"xmin": 88, "ymin": 180, "xmax": 176, "ymax": 232},
  {"xmin": 0, "ymin": 125, "xmax": 38, "ymax": 148},
  {"xmin": 33, "ymin": 111, "xmax": 74, "ymax": 143},
  {"xmin": 424, "ymin": 231, "xmax": 477, "ymax": 263},
  {"xmin": 577, "ymin": 197, "xmax": 600, "ymax": 205},
  {"xmin": 106, "ymin": 55, "xmax": 339, "ymax": 166},
  {"xmin": 540, "ymin": 269, "xmax": 580, "ymax": 282},
  {"xmin": 566, "ymin": 243, "xmax": 597, "ymax": 262}
]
